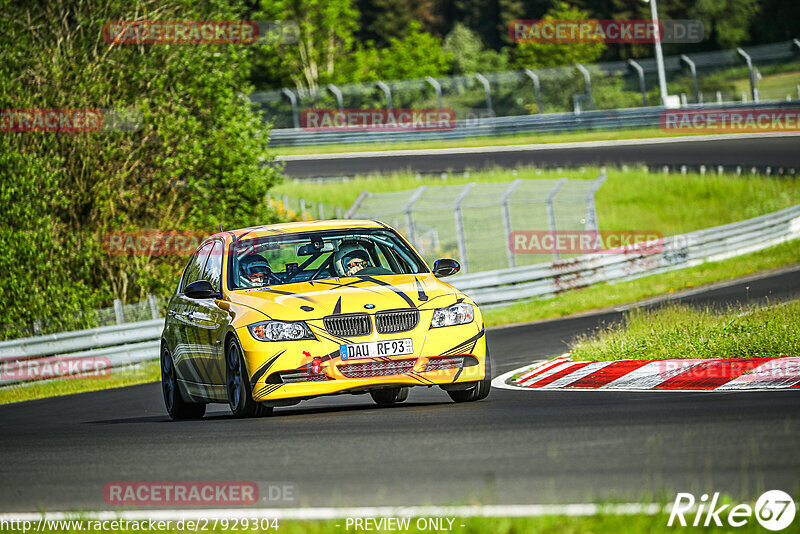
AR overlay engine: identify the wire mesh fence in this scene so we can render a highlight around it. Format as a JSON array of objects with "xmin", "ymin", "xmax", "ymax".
[
  {"xmin": 253, "ymin": 40, "xmax": 800, "ymax": 130},
  {"xmin": 348, "ymin": 173, "xmax": 606, "ymax": 273},
  {"xmin": 0, "ymin": 294, "xmax": 168, "ymax": 341}
]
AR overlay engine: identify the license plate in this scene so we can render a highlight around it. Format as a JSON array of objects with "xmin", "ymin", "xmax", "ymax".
[{"xmin": 340, "ymin": 339, "xmax": 413, "ymax": 360}]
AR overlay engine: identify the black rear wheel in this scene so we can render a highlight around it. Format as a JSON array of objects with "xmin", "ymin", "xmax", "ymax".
[
  {"xmin": 370, "ymin": 386, "xmax": 409, "ymax": 405},
  {"xmin": 161, "ymin": 345, "xmax": 206, "ymax": 419},
  {"xmin": 447, "ymin": 349, "xmax": 492, "ymax": 403},
  {"xmin": 226, "ymin": 338, "xmax": 273, "ymax": 418}
]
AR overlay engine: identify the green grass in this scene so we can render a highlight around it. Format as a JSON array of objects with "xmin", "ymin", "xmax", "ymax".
[
  {"xmin": 275, "ymin": 166, "xmax": 800, "ymax": 237},
  {"xmin": 569, "ymin": 298, "xmax": 800, "ymax": 362},
  {"xmin": 482, "ymin": 238, "xmax": 800, "ymax": 327},
  {"xmin": 0, "ymin": 361, "xmax": 160, "ymax": 405},
  {"xmin": 4, "ymin": 513, "xmax": 794, "ymax": 533},
  {"xmin": 732, "ymin": 70, "xmax": 800, "ymax": 100},
  {"xmin": 271, "ymin": 127, "xmax": 717, "ymax": 156}
]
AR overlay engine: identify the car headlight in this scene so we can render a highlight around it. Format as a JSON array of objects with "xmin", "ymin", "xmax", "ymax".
[
  {"xmin": 248, "ymin": 321, "xmax": 315, "ymax": 341},
  {"xmin": 430, "ymin": 303, "xmax": 474, "ymax": 328}
]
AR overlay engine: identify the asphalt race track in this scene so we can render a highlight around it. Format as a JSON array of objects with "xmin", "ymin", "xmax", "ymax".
[
  {"xmin": 280, "ymin": 134, "xmax": 800, "ymax": 178},
  {"xmin": 1, "ymin": 267, "xmax": 799, "ymax": 512}
]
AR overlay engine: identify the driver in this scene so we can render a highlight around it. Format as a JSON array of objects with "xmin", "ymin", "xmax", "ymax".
[
  {"xmin": 238, "ymin": 254, "xmax": 273, "ymax": 287},
  {"xmin": 334, "ymin": 243, "xmax": 372, "ymax": 276}
]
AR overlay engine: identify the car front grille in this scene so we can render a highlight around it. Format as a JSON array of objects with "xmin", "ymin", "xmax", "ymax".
[
  {"xmin": 424, "ymin": 355, "xmax": 464, "ymax": 372},
  {"xmin": 375, "ymin": 309, "xmax": 419, "ymax": 334},
  {"xmin": 324, "ymin": 313, "xmax": 372, "ymax": 337},
  {"xmin": 338, "ymin": 358, "xmax": 416, "ymax": 378}
]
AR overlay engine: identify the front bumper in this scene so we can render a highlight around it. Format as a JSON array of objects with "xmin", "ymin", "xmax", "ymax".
[{"xmin": 237, "ymin": 318, "xmax": 487, "ymax": 402}]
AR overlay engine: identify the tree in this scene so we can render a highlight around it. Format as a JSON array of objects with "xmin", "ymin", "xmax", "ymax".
[
  {"xmin": 510, "ymin": 2, "xmax": 607, "ymax": 69},
  {"xmin": 0, "ymin": 0, "xmax": 282, "ymax": 333}
]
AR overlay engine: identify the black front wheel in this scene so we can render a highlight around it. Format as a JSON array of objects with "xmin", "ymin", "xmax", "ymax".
[
  {"xmin": 447, "ymin": 349, "xmax": 492, "ymax": 403},
  {"xmin": 161, "ymin": 345, "xmax": 206, "ymax": 419},
  {"xmin": 226, "ymin": 338, "xmax": 273, "ymax": 418}
]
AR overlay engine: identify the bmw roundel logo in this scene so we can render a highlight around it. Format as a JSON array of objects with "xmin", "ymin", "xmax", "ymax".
[{"xmin": 364, "ymin": 304, "xmax": 375, "ymax": 309}]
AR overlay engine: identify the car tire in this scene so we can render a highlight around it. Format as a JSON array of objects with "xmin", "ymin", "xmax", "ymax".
[
  {"xmin": 447, "ymin": 348, "xmax": 492, "ymax": 403},
  {"xmin": 226, "ymin": 338, "xmax": 273, "ymax": 418},
  {"xmin": 370, "ymin": 386, "xmax": 409, "ymax": 405},
  {"xmin": 161, "ymin": 345, "xmax": 206, "ymax": 420}
]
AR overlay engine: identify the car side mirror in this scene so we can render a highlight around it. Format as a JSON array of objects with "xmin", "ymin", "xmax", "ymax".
[
  {"xmin": 432, "ymin": 258, "xmax": 460, "ymax": 278},
  {"xmin": 184, "ymin": 280, "xmax": 218, "ymax": 299}
]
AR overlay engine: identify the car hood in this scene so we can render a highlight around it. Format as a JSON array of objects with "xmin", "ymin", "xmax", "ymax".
[{"xmin": 228, "ymin": 273, "xmax": 462, "ymax": 320}]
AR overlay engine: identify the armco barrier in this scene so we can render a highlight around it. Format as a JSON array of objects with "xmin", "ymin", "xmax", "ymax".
[
  {"xmin": 1, "ymin": 204, "xmax": 798, "ymax": 387},
  {"xmin": 269, "ymin": 101, "xmax": 800, "ymax": 147}
]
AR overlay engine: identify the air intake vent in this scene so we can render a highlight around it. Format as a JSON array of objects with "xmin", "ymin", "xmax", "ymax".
[
  {"xmin": 375, "ymin": 309, "xmax": 419, "ymax": 334},
  {"xmin": 324, "ymin": 313, "xmax": 372, "ymax": 337},
  {"xmin": 338, "ymin": 358, "xmax": 416, "ymax": 378}
]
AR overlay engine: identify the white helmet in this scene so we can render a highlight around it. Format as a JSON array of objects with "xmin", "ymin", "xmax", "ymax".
[{"xmin": 333, "ymin": 242, "xmax": 370, "ymax": 276}]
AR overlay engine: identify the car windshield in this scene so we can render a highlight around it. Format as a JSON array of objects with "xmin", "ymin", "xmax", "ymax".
[{"xmin": 228, "ymin": 228, "xmax": 428, "ymax": 289}]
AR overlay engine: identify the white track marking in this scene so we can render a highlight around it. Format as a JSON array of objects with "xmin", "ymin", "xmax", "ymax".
[
  {"xmin": 0, "ymin": 503, "xmax": 668, "ymax": 522},
  {"xmin": 716, "ymin": 357, "xmax": 800, "ymax": 390},
  {"xmin": 540, "ymin": 361, "xmax": 616, "ymax": 389},
  {"xmin": 276, "ymin": 132, "xmax": 800, "ymax": 161}
]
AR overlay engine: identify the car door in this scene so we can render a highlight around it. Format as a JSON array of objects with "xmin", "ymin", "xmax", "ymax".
[
  {"xmin": 185, "ymin": 238, "xmax": 229, "ymax": 394},
  {"xmin": 171, "ymin": 241, "xmax": 213, "ymax": 385}
]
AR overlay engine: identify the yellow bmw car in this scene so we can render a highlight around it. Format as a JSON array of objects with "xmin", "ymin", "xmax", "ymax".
[{"xmin": 160, "ymin": 220, "xmax": 490, "ymax": 419}]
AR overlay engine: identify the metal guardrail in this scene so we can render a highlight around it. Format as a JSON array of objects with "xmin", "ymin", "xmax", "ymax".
[
  {"xmin": 268, "ymin": 100, "xmax": 800, "ymax": 147},
  {"xmin": 1, "ymin": 204, "xmax": 798, "ymax": 386},
  {"xmin": 450, "ymin": 203, "xmax": 800, "ymax": 305}
]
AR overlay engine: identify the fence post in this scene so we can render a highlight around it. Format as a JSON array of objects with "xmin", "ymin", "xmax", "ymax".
[
  {"xmin": 281, "ymin": 88, "xmax": 300, "ymax": 129},
  {"xmin": 453, "ymin": 183, "xmax": 476, "ymax": 274},
  {"xmin": 474, "ymin": 73, "xmax": 493, "ymax": 116},
  {"xmin": 336, "ymin": 206, "xmax": 343, "ymax": 219},
  {"xmin": 523, "ymin": 69, "xmax": 543, "ymax": 113},
  {"xmin": 300, "ymin": 198, "xmax": 307, "ymax": 220},
  {"xmin": 546, "ymin": 178, "xmax": 567, "ymax": 261},
  {"xmin": 585, "ymin": 170, "xmax": 607, "ymax": 232},
  {"xmin": 113, "ymin": 299, "xmax": 124, "ymax": 325},
  {"xmin": 576, "ymin": 64, "xmax": 594, "ymax": 111},
  {"xmin": 376, "ymin": 80, "xmax": 392, "ymax": 110},
  {"xmin": 326, "ymin": 84, "xmax": 344, "ymax": 111},
  {"xmin": 736, "ymin": 48, "xmax": 758, "ymax": 102},
  {"xmin": 627, "ymin": 59, "xmax": 647, "ymax": 107},
  {"xmin": 403, "ymin": 186, "xmax": 428, "ymax": 251},
  {"xmin": 425, "ymin": 76, "xmax": 443, "ymax": 110},
  {"xmin": 282, "ymin": 194, "xmax": 290, "ymax": 213},
  {"xmin": 679, "ymin": 55, "xmax": 699, "ymax": 104},
  {"xmin": 318, "ymin": 203, "xmax": 325, "ymax": 220},
  {"xmin": 345, "ymin": 190, "xmax": 370, "ymax": 219},
  {"xmin": 148, "ymin": 294, "xmax": 160, "ymax": 320},
  {"xmin": 501, "ymin": 179, "xmax": 523, "ymax": 268}
]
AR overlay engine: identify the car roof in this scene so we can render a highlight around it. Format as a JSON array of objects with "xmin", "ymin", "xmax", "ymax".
[{"xmin": 215, "ymin": 219, "xmax": 388, "ymax": 242}]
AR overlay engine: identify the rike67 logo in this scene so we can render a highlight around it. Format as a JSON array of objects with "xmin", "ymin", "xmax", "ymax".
[{"xmin": 669, "ymin": 490, "xmax": 796, "ymax": 531}]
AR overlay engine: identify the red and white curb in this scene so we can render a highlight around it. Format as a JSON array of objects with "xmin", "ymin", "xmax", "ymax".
[{"xmin": 492, "ymin": 353, "xmax": 800, "ymax": 392}]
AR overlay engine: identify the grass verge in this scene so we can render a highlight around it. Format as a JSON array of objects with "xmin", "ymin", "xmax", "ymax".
[
  {"xmin": 0, "ymin": 513, "xmax": 788, "ymax": 533},
  {"xmin": 0, "ymin": 361, "xmax": 160, "ymax": 405},
  {"xmin": 482, "ymin": 238, "xmax": 799, "ymax": 328},
  {"xmin": 270, "ymin": 128, "xmax": 721, "ymax": 156},
  {"xmin": 274, "ymin": 166, "xmax": 800, "ymax": 238},
  {"xmin": 570, "ymin": 299, "xmax": 800, "ymax": 362}
]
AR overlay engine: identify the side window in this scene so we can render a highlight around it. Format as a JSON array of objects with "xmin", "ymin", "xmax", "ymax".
[
  {"xmin": 201, "ymin": 240, "xmax": 224, "ymax": 292},
  {"xmin": 180, "ymin": 242, "xmax": 213, "ymax": 292}
]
